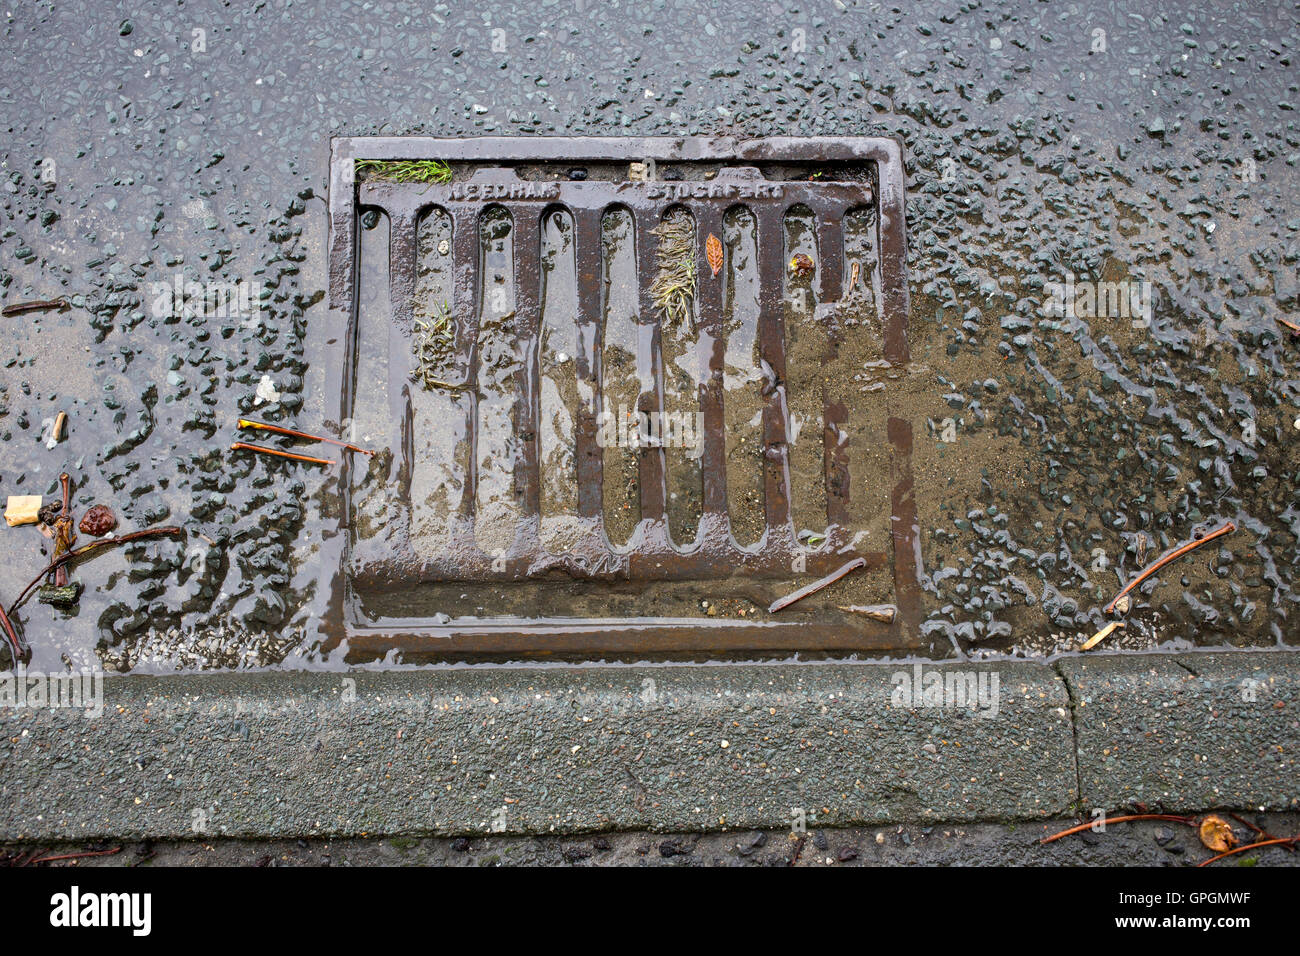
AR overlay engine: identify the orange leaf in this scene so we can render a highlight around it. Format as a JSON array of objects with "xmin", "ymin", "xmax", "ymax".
[
  {"xmin": 1198, "ymin": 815, "xmax": 1237, "ymax": 853},
  {"xmin": 706, "ymin": 233, "xmax": 723, "ymax": 277}
]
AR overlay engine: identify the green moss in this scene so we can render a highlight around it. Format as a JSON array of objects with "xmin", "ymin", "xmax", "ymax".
[{"xmin": 355, "ymin": 159, "xmax": 453, "ymax": 186}]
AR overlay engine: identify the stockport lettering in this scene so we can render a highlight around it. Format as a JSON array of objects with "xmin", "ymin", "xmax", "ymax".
[{"xmin": 645, "ymin": 181, "xmax": 784, "ymax": 200}]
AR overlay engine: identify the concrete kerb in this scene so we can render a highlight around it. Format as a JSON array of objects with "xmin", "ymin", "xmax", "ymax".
[
  {"xmin": 0, "ymin": 652, "xmax": 1293, "ymax": 842},
  {"xmin": 1058, "ymin": 652, "xmax": 1300, "ymax": 815}
]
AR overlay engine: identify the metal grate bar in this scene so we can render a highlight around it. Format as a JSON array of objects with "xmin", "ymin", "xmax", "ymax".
[
  {"xmin": 508, "ymin": 204, "xmax": 543, "ymax": 546},
  {"xmin": 754, "ymin": 204, "xmax": 794, "ymax": 546}
]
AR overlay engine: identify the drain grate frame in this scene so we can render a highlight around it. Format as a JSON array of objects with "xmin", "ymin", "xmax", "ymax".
[{"xmin": 325, "ymin": 136, "xmax": 923, "ymax": 660}]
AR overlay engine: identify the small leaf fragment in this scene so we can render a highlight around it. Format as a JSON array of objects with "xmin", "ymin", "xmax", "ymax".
[
  {"xmin": 1198, "ymin": 815, "xmax": 1237, "ymax": 853},
  {"xmin": 705, "ymin": 232, "xmax": 723, "ymax": 277}
]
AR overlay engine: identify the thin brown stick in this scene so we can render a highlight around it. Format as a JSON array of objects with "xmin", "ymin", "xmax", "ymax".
[
  {"xmin": 230, "ymin": 442, "xmax": 333, "ymax": 466},
  {"xmin": 9, "ymin": 527, "xmax": 183, "ymax": 616},
  {"xmin": 27, "ymin": 846, "xmax": 123, "ymax": 865},
  {"xmin": 1228, "ymin": 812, "xmax": 1294, "ymax": 850},
  {"xmin": 237, "ymin": 418, "xmax": 373, "ymax": 456},
  {"xmin": 1, "ymin": 297, "xmax": 70, "ymax": 316},
  {"xmin": 1040, "ymin": 814, "xmax": 1196, "ymax": 844},
  {"xmin": 1104, "ymin": 521, "xmax": 1236, "ymax": 614},
  {"xmin": 53, "ymin": 472, "xmax": 74, "ymax": 588},
  {"xmin": 0, "ymin": 600, "xmax": 23, "ymax": 660},
  {"xmin": 1277, "ymin": 317, "xmax": 1300, "ymax": 334},
  {"xmin": 1198, "ymin": 836, "xmax": 1299, "ymax": 867},
  {"xmin": 769, "ymin": 557, "xmax": 866, "ymax": 613}
]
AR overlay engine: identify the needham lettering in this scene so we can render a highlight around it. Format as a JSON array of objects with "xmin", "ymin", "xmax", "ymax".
[{"xmin": 447, "ymin": 181, "xmax": 562, "ymax": 201}]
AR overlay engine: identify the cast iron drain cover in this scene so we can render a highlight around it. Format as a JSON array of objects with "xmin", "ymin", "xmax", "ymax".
[{"xmin": 326, "ymin": 136, "xmax": 921, "ymax": 660}]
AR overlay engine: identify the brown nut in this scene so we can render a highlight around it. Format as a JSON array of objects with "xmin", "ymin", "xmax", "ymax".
[{"xmin": 78, "ymin": 504, "xmax": 117, "ymax": 537}]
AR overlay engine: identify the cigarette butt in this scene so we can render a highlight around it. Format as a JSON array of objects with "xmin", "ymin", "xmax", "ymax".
[
  {"xmin": 838, "ymin": 603, "xmax": 898, "ymax": 624},
  {"xmin": 1080, "ymin": 620, "xmax": 1124, "ymax": 651},
  {"xmin": 48, "ymin": 411, "xmax": 67, "ymax": 448},
  {"xmin": 5, "ymin": 495, "xmax": 43, "ymax": 527}
]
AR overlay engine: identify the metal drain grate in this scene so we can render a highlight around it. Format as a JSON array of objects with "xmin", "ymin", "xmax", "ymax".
[{"xmin": 326, "ymin": 136, "xmax": 922, "ymax": 658}]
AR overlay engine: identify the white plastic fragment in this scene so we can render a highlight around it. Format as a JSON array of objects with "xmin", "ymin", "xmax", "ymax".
[{"xmin": 254, "ymin": 375, "xmax": 280, "ymax": 405}]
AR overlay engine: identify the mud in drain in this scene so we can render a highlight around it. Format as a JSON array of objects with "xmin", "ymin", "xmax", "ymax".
[{"xmin": 326, "ymin": 136, "xmax": 924, "ymax": 661}]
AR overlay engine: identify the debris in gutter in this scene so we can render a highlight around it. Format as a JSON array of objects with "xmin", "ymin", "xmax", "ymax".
[
  {"xmin": 78, "ymin": 504, "xmax": 117, "ymax": 537},
  {"xmin": 46, "ymin": 411, "xmax": 67, "ymax": 449},
  {"xmin": 1, "ymin": 297, "xmax": 70, "ymax": 317},
  {"xmin": 1079, "ymin": 620, "xmax": 1124, "ymax": 651},
  {"xmin": 1198, "ymin": 814, "xmax": 1237, "ymax": 853},
  {"xmin": 705, "ymin": 232, "xmax": 723, "ymax": 277},
  {"xmin": 837, "ymin": 603, "xmax": 897, "ymax": 624},
  {"xmin": 4, "ymin": 495, "xmax": 42, "ymax": 527},
  {"xmin": 649, "ymin": 209, "xmax": 696, "ymax": 331},
  {"xmin": 789, "ymin": 253, "xmax": 815, "ymax": 278},
  {"xmin": 8, "ymin": 526, "xmax": 184, "ymax": 616},
  {"xmin": 230, "ymin": 441, "xmax": 332, "ymax": 466},
  {"xmin": 237, "ymin": 418, "xmax": 374, "ymax": 456},
  {"xmin": 0, "ymin": 601, "xmax": 23, "ymax": 661},
  {"xmin": 1103, "ymin": 520, "xmax": 1236, "ymax": 614},
  {"xmin": 38, "ymin": 472, "xmax": 79, "ymax": 607},
  {"xmin": 769, "ymin": 557, "xmax": 867, "ymax": 613}
]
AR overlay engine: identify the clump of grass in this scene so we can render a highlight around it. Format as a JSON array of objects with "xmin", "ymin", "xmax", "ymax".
[
  {"xmin": 411, "ymin": 300, "xmax": 455, "ymax": 389},
  {"xmin": 356, "ymin": 159, "xmax": 453, "ymax": 186},
  {"xmin": 650, "ymin": 209, "xmax": 696, "ymax": 331}
]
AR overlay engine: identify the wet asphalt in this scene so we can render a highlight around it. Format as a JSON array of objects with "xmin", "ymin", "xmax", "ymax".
[{"xmin": 0, "ymin": 0, "xmax": 1297, "ymax": 670}]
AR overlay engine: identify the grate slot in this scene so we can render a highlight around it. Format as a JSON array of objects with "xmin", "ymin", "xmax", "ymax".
[
  {"xmin": 631, "ymin": 206, "xmax": 670, "ymax": 539},
  {"xmin": 571, "ymin": 205, "xmax": 605, "ymax": 525},
  {"xmin": 693, "ymin": 203, "xmax": 729, "ymax": 537}
]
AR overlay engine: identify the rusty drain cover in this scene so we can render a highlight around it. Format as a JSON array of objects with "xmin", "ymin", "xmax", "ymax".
[{"xmin": 326, "ymin": 136, "xmax": 922, "ymax": 660}]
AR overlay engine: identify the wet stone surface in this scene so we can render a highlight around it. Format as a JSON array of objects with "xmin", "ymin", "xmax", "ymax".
[{"xmin": 0, "ymin": 0, "xmax": 1296, "ymax": 671}]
